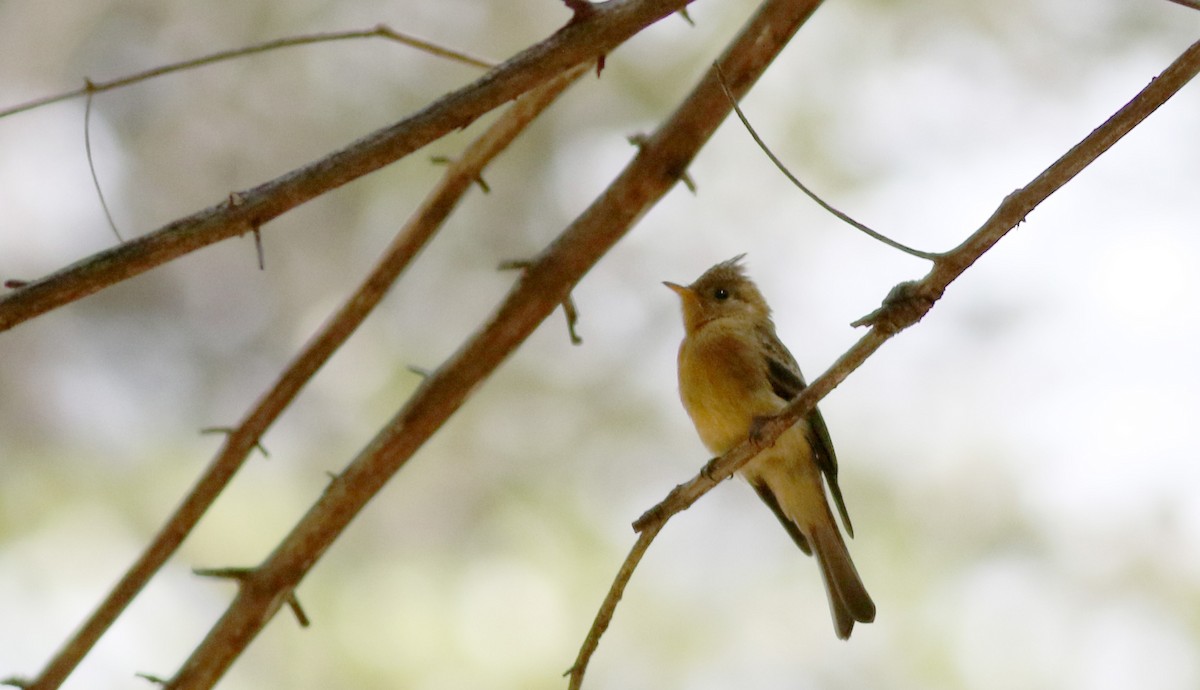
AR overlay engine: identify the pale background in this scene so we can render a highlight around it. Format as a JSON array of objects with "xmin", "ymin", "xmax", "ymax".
[{"xmin": 1, "ymin": 1, "xmax": 1198, "ymax": 688}]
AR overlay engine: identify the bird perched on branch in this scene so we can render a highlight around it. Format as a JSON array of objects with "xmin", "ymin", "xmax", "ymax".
[{"xmin": 665, "ymin": 255, "xmax": 875, "ymax": 639}]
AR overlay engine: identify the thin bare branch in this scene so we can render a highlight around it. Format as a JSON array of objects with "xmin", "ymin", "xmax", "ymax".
[
  {"xmin": 565, "ymin": 523, "xmax": 662, "ymax": 689},
  {"xmin": 715, "ymin": 64, "xmax": 941, "ymax": 260},
  {"xmin": 631, "ymin": 36, "xmax": 1200, "ymax": 545},
  {"xmin": 159, "ymin": 0, "xmax": 810, "ymax": 686},
  {"xmin": 17, "ymin": 63, "xmax": 589, "ymax": 690},
  {"xmin": 0, "ymin": 25, "xmax": 493, "ymax": 121},
  {"xmin": 0, "ymin": 0, "xmax": 696, "ymax": 333},
  {"xmin": 83, "ymin": 85, "xmax": 123, "ymax": 242}
]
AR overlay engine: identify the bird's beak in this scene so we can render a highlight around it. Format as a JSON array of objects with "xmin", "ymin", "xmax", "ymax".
[
  {"xmin": 664, "ymin": 281, "xmax": 702, "ymax": 332},
  {"xmin": 663, "ymin": 281, "xmax": 694, "ymax": 302}
]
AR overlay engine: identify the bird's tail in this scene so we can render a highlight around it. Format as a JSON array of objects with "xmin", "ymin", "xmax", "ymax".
[{"xmin": 809, "ymin": 519, "xmax": 875, "ymax": 639}]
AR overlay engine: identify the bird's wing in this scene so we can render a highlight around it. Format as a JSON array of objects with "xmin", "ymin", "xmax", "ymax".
[{"xmin": 758, "ymin": 323, "xmax": 855, "ymax": 538}]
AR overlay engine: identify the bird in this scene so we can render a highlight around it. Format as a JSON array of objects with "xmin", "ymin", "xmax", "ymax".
[{"xmin": 664, "ymin": 254, "xmax": 875, "ymax": 639}]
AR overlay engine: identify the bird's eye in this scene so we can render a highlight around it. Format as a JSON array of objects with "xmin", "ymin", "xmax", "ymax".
[{"xmin": 714, "ymin": 287, "xmax": 730, "ymax": 301}]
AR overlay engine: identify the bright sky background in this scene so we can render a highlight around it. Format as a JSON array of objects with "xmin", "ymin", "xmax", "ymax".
[{"xmin": 1, "ymin": 1, "xmax": 1198, "ymax": 689}]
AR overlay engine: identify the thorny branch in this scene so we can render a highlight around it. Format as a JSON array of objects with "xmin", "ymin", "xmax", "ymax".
[
  {"xmin": 14, "ymin": 61, "xmax": 588, "ymax": 690},
  {"xmin": 159, "ymin": 0, "xmax": 816, "ymax": 687},
  {"xmin": 563, "ymin": 0, "xmax": 826, "ymax": 685},
  {"xmin": 0, "ymin": 0, "xmax": 697, "ymax": 332},
  {"xmin": 565, "ymin": 35, "xmax": 1200, "ymax": 688}
]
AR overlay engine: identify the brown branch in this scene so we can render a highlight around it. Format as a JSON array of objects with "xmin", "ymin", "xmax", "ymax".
[
  {"xmin": 158, "ymin": 0, "xmax": 815, "ymax": 687},
  {"xmin": 565, "ymin": 523, "xmax": 662, "ymax": 689},
  {"xmin": 17, "ymin": 64, "xmax": 589, "ymax": 690},
  {"xmin": 0, "ymin": 0, "xmax": 697, "ymax": 333},
  {"xmin": 0, "ymin": 25, "xmax": 494, "ymax": 121},
  {"xmin": 564, "ymin": 2, "xmax": 828, "ymax": 685},
  {"xmin": 561, "ymin": 36, "xmax": 1200, "ymax": 689},
  {"xmin": 623, "ymin": 29, "xmax": 1200, "ymax": 614}
]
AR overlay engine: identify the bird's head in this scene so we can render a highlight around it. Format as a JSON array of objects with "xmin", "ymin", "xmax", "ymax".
[{"xmin": 664, "ymin": 254, "xmax": 771, "ymax": 333}]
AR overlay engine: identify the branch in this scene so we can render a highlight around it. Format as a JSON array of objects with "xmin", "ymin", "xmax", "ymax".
[
  {"xmin": 567, "ymin": 36, "xmax": 1200, "ymax": 686},
  {"xmin": 635, "ymin": 34, "xmax": 1200, "ymax": 532},
  {"xmin": 159, "ymin": 0, "xmax": 819, "ymax": 687},
  {"xmin": 716, "ymin": 64, "xmax": 941, "ymax": 261},
  {"xmin": 0, "ymin": 0, "xmax": 697, "ymax": 333},
  {"xmin": 18, "ymin": 63, "xmax": 589, "ymax": 690},
  {"xmin": 0, "ymin": 25, "xmax": 494, "ymax": 121}
]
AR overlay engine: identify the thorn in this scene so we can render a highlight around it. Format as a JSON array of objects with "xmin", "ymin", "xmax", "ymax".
[
  {"xmin": 199, "ymin": 427, "xmax": 270, "ymax": 459},
  {"xmin": 134, "ymin": 672, "xmax": 169, "ymax": 686},
  {"xmin": 430, "ymin": 155, "xmax": 490, "ymax": 192},
  {"xmin": 285, "ymin": 593, "xmax": 311, "ymax": 627},
  {"xmin": 252, "ymin": 227, "xmax": 265, "ymax": 270},
  {"xmin": 4, "ymin": 279, "xmax": 29, "ymax": 289},
  {"xmin": 497, "ymin": 258, "xmax": 532, "ymax": 272},
  {"xmin": 192, "ymin": 566, "xmax": 255, "ymax": 581},
  {"xmin": 499, "ymin": 259, "xmax": 585, "ymax": 346},
  {"xmin": 406, "ymin": 364, "xmax": 433, "ymax": 378},
  {"xmin": 678, "ymin": 8, "xmax": 695, "ymax": 25},
  {"xmin": 562, "ymin": 0, "xmax": 595, "ymax": 23},
  {"xmin": 628, "ymin": 133, "xmax": 695, "ymax": 192},
  {"xmin": 193, "ymin": 568, "xmax": 310, "ymax": 627},
  {"xmin": 562, "ymin": 294, "xmax": 583, "ymax": 345}
]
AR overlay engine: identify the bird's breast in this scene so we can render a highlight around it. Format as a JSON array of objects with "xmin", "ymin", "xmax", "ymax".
[{"xmin": 677, "ymin": 324, "xmax": 783, "ymax": 454}]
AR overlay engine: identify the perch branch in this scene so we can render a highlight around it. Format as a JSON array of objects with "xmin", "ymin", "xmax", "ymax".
[
  {"xmin": 0, "ymin": 0, "xmax": 697, "ymax": 333},
  {"xmin": 160, "ymin": 0, "xmax": 816, "ymax": 687},
  {"xmin": 17, "ymin": 63, "xmax": 588, "ymax": 690},
  {"xmin": 570, "ymin": 36, "xmax": 1200, "ymax": 689},
  {"xmin": 633, "ymin": 40, "xmax": 1200, "ymax": 527}
]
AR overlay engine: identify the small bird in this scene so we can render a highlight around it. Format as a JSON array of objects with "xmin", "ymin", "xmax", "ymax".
[{"xmin": 665, "ymin": 255, "xmax": 875, "ymax": 639}]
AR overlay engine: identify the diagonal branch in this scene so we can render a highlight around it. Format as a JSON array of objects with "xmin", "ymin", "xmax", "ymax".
[
  {"xmin": 565, "ymin": 36, "xmax": 1200, "ymax": 690},
  {"xmin": 17, "ymin": 62, "xmax": 589, "ymax": 690},
  {"xmin": 614, "ymin": 33, "xmax": 1200, "ymax": 650},
  {"xmin": 0, "ymin": 0, "xmax": 697, "ymax": 333},
  {"xmin": 161, "ymin": 1, "xmax": 822, "ymax": 687}
]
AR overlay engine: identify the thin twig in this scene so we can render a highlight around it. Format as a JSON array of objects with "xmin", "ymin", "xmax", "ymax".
[
  {"xmin": 0, "ymin": 0, "xmax": 698, "ymax": 333},
  {"xmin": 17, "ymin": 63, "xmax": 589, "ymax": 690},
  {"xmin": 1164, "ymin": 0, "xmax": 1200, "ymax": 10},
  {"xmin": 0, "ymin": 25, "xmax": 493, "ymax": 121},
  {"xmin": 83, "ymin": 85, "xmax": 123, "ymax": 242},
  {"xmin": 565, "ymin": 524, "xmax": 661, "ymax": 688},
  {"xmin": 714, "ymin": 63, "xmax": 941, "ymax": 261},
  {"xmin": 159, "ymin": 0, "xmax": 798, "ymax": 685}
]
